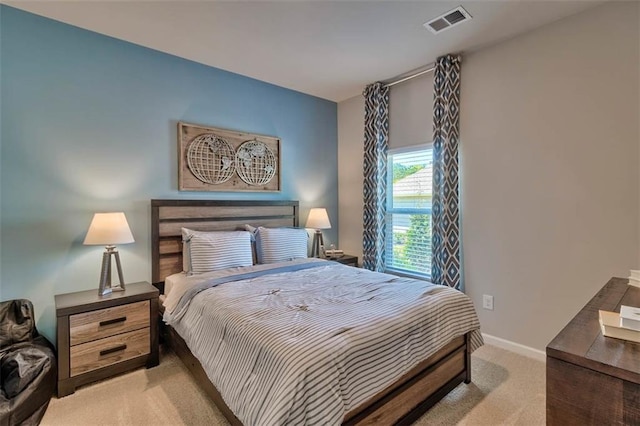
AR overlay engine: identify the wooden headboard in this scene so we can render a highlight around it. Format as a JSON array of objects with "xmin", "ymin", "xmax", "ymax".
[{"xmin": 151, "ymin": 199, "xmax": 299, "ymax": 283}]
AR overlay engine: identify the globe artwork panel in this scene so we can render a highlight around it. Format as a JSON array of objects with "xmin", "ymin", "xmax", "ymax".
[
  {"xmin": 186, "ymin": 134, "xmax": 235, "ymax": 184},
  {"xmin": 235, "ymin": 140, "xmax": 277, "ymax": 186},
  {"xmin": 179, "ymin": 122, "xmax": 280, "ymax": 192}
]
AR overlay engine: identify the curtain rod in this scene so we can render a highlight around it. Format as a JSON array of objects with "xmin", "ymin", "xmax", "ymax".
[{"xmin": 383, "ymin": 62, "xmax": 435, "ymax": 88}]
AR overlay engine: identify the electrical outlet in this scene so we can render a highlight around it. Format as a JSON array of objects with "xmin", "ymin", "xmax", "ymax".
[{"xmin": 483, "ymin": 294, "xmax": 494, "ymax": 310}]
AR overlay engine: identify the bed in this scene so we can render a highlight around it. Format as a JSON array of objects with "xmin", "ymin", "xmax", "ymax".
[{"xmin": 151, "ymin": 199, "xmax": 482, "ymax": 425}]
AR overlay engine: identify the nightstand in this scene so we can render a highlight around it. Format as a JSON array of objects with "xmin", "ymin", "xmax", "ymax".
[
  {"xmin": 55, "ymin": 281, "xmax": 159, "ymax": 397},
  {"xmin": 325, "ymin": 254, "xmax": 358, "ymax": 267}
]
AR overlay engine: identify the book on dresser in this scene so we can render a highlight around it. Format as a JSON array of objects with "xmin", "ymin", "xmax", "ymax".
[
  {"xmin": 628, "ymin": 270, "xmax": 640, "ymax": 287},
  {"xmin": 598, "ymin": 310, "xmax": 640, "ymax": 343},
  {"xmin": 619, "ymin": 305, "xmax": 640, "ymax": 331}
]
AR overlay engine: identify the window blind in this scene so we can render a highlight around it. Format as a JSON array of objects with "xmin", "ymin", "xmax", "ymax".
[{"xmin": 385, "ymin": 147, "xmax": 433, "ymax": 277}]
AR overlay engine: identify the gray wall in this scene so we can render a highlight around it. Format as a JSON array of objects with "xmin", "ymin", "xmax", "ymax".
[
  {"xmin": 337, "ymin": 1, "xmax": 640, "ymax": 351},
  {"xmin": 461, "ymin": 1, "xmax": 639, "ymax": 350},
  {"xmin": 337, "ymin": 95, "xmax": 365, "ymax": 262},
  {"xmin": 389, "ymin": 74, "xmax": 433, "ymax": 150}
]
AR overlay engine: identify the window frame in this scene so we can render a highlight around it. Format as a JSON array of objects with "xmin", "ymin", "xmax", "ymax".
[{"xmin": 385, "ymin": 143, "xmax": 433, "ymax": 280}]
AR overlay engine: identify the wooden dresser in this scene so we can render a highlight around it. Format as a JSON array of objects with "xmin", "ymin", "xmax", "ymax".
[
  {"xmin": 56, "ymin": 281, "xmax": 159, "ymax": 397},
  {"xmin": 546, "ymin": 278, "xmax": 640, "ymax": 425}
]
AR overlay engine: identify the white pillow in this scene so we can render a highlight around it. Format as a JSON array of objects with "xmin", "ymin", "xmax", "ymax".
[
  {"xmin": 254, "ymin": 227, "xmax": 308, "ymax": 264},
  {"xmin": 182, "ymin": 228, "xmax": 253, "ymax": 274}
]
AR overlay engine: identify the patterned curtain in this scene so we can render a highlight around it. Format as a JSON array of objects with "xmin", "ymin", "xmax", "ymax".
[
  {"xmin": 362, "ymin": 82, "xmax": 390, "ymax": 272},
  {"xmin": 431, "ymin": 54, "xmax": 462, "ymax": 289}
]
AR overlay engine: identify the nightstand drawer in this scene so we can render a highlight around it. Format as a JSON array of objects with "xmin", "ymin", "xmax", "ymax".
[
  {"xmin": 69, "ymin": 300, "xmax": 150, "ymax": 346},
  {"xmin": 325, "ymin": 254, "xmax": 358, "ymax": 267},
  {"xmin": 70, "ymin": 327, "xmax": 150, "ymax": 377}
]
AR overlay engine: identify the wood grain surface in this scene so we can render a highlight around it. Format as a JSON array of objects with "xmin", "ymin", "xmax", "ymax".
[
  {"xmin": 69, "ymin": 300, "xmax": 149, "ymax": 346},
  {"xmin": 546, "ymin": 277, "xmax": 640, "ymax": 424},
  {"xmin": 159, "ymin": 217, "xmax": 293, "ymax": 237},
  {"xmin": 70, "ymin": 327, "xmax": 150, "ymax": 377},
  {"xmin": 56, "ymin": 282, "xmax": 159, "ymax": 396},
  {"xmin": 547, "ymin": 278, "xmax": 640, "ymax": 382},
  {"xmin": 351, "ymin": 349, "xmax": 465, "ymax": 425}
]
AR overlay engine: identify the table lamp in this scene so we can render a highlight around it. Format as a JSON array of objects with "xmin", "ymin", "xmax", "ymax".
[
  {"xmin": 84, "ymin": 212, "xmax": 135, "ymax": 296},
  {"xmin": 306, "ymin": 208, "xmax": 331, "ymax": 258}
]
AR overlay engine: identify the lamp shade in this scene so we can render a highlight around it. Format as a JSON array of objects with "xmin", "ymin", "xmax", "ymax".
[
  {"xmin": 306, "ymin": 208, "xmax": 331, "ymax": 230},
  {"xmin": 83, "ymin": 212, "xmax": 135, "ymax": 245}
]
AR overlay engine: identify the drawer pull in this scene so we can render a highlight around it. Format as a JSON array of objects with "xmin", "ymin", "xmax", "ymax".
[
  {"xmin": 99, "ymin": 316, "xmax": 127, "ymax": 327},
  {"xmin": 99, "ymin": 344, "xmax": 127, "ymax": 356}
]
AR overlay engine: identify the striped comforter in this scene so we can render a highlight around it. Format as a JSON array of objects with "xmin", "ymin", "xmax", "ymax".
[{"xmin": 163, "ymin": 258, "xmax": 482, "ymax": 426}]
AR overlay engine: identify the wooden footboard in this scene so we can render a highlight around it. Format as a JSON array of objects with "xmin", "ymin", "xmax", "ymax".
[
  {"xmin": 345, "ymin": 334, "xmax": 468, "ymax": 425},
  {"xmin": 165, "ymin": 323, "xmax": 470, "ymax": 425}
]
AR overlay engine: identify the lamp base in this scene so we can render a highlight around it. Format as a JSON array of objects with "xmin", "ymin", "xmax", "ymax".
[
  {"xmin": 311, "ymin": 230, "xmax": 324, "ymax": 258},
  {"xmin": 98, "ymin": 246, "xmax": 127, "ymax": 296}
]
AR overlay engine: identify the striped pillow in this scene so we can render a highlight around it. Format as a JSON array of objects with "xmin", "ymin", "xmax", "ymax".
[
  {"xmin": 182, "ymin": 228, "xmax": 253, "ymax": 274},
  {"xmin": 254, "ymin": 227, "xmax": 308, "ymax": 264}
]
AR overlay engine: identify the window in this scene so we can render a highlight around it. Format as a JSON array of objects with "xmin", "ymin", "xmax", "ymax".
[{"xmin": 385, "ymin": 146, "xmax": 433, "ymax": 278}]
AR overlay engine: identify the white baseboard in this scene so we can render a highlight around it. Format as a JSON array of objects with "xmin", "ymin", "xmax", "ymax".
[{"xmin": 481, "ymin": 333, "xmax": 546, "ymax": 363}]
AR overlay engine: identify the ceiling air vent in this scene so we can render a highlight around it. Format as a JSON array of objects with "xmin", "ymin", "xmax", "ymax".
[{"xmin": 424, "ymin": 6, "xmax": 472, "ymax": 34}]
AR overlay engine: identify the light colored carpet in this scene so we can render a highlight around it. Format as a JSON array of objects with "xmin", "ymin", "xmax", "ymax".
[{"xmin": 41, "ymin": 344, "xmax": 545, "ymax": 425}]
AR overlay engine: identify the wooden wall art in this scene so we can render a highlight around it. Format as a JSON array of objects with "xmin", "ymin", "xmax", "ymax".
[{"xmin": 178, "ymin": 122, "xmax": 281, "ymax": 192}]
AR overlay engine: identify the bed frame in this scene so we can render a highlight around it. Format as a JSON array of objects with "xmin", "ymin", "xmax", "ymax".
[{"xmin": 151, "ymin": 199, "xmax": 472, "ymax": 425}]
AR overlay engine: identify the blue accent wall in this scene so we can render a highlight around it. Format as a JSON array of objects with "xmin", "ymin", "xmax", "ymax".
[{"xmin": 0, "ymin": 5, "xmax": 338, "ymax": 341}]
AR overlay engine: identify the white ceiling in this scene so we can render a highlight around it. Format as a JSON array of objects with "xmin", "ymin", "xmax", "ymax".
[{"xmin": 5, "ymin": 0, "xmax": 605, "ymax": 102}]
